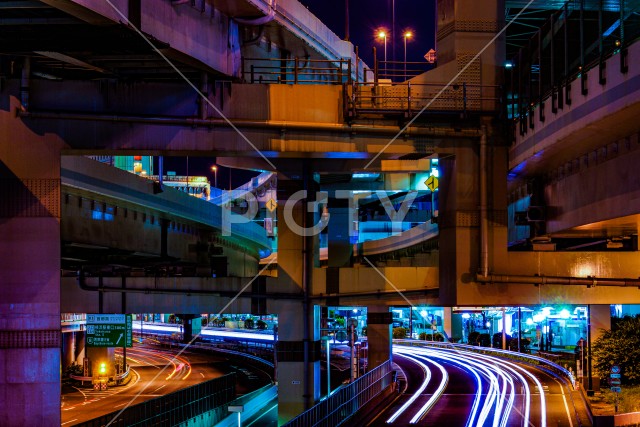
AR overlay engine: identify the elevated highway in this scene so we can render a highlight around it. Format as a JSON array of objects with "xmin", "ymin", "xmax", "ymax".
[{"xmin": 3, "ymin": 0, "xmax": 640, "ymax": 425}]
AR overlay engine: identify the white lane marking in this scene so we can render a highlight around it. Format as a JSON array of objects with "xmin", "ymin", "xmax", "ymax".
[
  {"xmin": 552, "ymin": 378, "xmax": 574, "ymax": 427},
  {"xmin": 72, "ymin": 386, "xmax": 88, "ymax": 399}
]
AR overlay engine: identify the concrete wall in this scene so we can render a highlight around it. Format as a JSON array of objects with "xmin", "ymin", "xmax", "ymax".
[
  {"xmin": 311, "ymin": 266, "xmax": 440, "ymax": 306},
  {"xmin": 19, "ymin": 79, "xmax": 420, "ymax": 157},
  {"xmin": 544, "ymin": 134, "xmax": 640, "ymax": 233},
  {"xmin": 511, "ymin": 39, "xmax": 640, "ymax": 171}
]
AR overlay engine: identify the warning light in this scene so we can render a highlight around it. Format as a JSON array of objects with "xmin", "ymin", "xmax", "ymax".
[{"xmin": 99, "ymin": 363, "xmax": 107, "ymax": 375}]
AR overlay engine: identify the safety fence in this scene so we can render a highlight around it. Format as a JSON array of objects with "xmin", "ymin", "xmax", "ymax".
[
  {"xmin": 242, "ymin": 57, "xmax": 352, "ymax": 85},
  {"xmin": 282, "ymin": 360, "xmax": 395, "ymax": 427},
  {"xmin": 74, "ymin": 373, "xmax": 236, "ymax": 427},
  {"xmin": 350, "ymin": 81, "xmax": 501, "ymax": 116}
]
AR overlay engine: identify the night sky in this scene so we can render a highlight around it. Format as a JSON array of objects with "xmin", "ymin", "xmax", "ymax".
[{"xmin": 299, "ymin": 0, "xmax": 436, "ymax": 68}]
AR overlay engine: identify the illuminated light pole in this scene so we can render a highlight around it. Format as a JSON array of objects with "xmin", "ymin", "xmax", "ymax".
[
  {"xmin": 211, "ymin": 165, "xmax": 218, "ymax": 188},
  {"xmin": 403, "ymin": 31, "xmax": 413, "ymax": 81},
  {"xmin": 377, "ymin": 30, "xmax": 387, "ymax": 78}
]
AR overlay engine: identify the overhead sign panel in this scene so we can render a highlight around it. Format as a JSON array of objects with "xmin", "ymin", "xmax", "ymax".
[{"xmin": 86, "ymin": 314, "xmax": 132, "ymax": 347}]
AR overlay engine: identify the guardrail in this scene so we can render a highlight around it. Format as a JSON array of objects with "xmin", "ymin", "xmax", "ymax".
[
  {"xmin": 282, "ymin": 360, "xmax": 395, "ymax": 427},
  {"xmin": 350, "ymin": 81, "xmax": 502, "ymax": 117},
  {"xmin": 242, "ymin": 57, "xmax": 352, "ymax": 85}
]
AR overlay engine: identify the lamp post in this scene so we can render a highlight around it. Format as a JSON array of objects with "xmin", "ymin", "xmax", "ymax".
[
  {"xmin": 211, "ymin": 165, "xmax": 218, "ymax": 188},
  {"xmin": 377, "ymin": 30, "xmax": 387, "ymax": 79},
  {"xmin": 403, "ymin": 31, "xmax": 413, "ymax": 80}
]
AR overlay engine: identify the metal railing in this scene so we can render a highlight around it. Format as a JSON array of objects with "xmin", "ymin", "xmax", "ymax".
[
  {"xmin": 241, "ymin": 57, "xmax": 352, "ymax": 85},
  {"xmin": 365, "ymin": 61, "xmax": 433, "ymax": 82},
  {"xmin": 350, "ymin": 81, "xmax": 502, "ymax": 116},
  {"xmin": 283, "ymin": 360, "xmax": 395, "ymax": 427},
  {"xmin": 74, "ymin": 373, "xmax": 236, "ymax": 427}
]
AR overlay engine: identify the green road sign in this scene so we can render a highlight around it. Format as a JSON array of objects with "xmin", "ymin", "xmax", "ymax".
[{"xmin": 86, "ymin": 314, "xmax": 132, "ymax": 347}]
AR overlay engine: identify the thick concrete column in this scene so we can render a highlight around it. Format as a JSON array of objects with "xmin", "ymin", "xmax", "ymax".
[
  {"xmin": 181, "ymin": 314, "xmax": 202, "ymax": 343},
  {"xmin": 327, "ymin": 198, "xmax": 353, "ymax": 268},
  {"xmin": 438, "ymin": 142, "xmax": 480, "ymax": 305},
  {"xmin": 587, "ymin": 304, "xmax": 611, "ymax": 391},
  {"xmin": 62, "ymin": 332, "xmax": 76, "ymax": 371},
  {"xmin": 1, "ymin": 93, "xmax": 64, "ymax": 425},
  {"xmin": 273, "ymin": 301, "xmax": 321, "ymax": 424},
  {"xmin": 366, "ymin": 306, "xmax": 392, "ymax": 370},
  {"xmin": 76, "ymin": 331, "xmax": 86, "ymax": 363},
  {"xmin": 273, "ymin": 176, "xmax": 321, "ymax": 423},
  {"xmin": 442, "ymin": 307, "xmax": 456, "ymax": 339}
]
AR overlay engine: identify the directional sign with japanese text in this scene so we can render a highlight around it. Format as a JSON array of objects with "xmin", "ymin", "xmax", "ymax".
[{"xmin": 86, "ymin": 314, "xmax": 132, "ymax": 347}]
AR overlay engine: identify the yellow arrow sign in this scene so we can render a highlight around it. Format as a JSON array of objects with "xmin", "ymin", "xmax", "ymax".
[
  {"xmin": 266, "ymin": 198, "xmax": 278, "ymax": 212},
  {"xmin": 425, "ymin": 176, "xmax": 439, "ymax": 192}
]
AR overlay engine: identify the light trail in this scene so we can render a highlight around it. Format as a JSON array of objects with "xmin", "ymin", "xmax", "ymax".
[
  {"xmin": 390, "ymin": 345, "xmax": 552, "ymax": 427},
  {"xmin": 132, "ymin": 321, "xmax": 275, "ymax": 341},
  {"xmin": 407, "ymin": 354, "xmax": 448, "ymax": 424},
  {"xmin": 385, "ymin": 352, "xmax": 433, "ymax": 424}
]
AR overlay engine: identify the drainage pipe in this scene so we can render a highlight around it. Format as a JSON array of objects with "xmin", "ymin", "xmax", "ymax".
[
  {"xmin": 77, "ymin": 271, "xmax": 305, "ymax": 299},
  {"xmin": 476, "ymin": 273, "xmax": 640, "ymax": 288}
]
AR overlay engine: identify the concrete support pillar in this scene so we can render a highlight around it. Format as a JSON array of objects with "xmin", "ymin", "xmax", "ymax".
[
  {"xmin": 273, "ymin": 175, "xmax": 321, "ymax": 423},
  {"xmin": 366, "ymin": 305, "xmax": 392, "ymax": 370},
  {"xmin": 438, "ymin": 143, "xmax": 479, "ymax": 305},
  {"xmin": 181, "ymin": 314, "xmax": 201, "ymax": 343},
  {"xmin": 441, "ymin": 307, "xmax": 454, "ymax": 339},
  {"xmin": 62, "ymin": 332, "xmax": 76, "ymax": 371},
  {"xmin": 450, "ymin": 311, "xmax": 463, "ymax": 343},
  {"xmin": 273, "ymin": 301, "xmax": 321, "ymax": 424},
  {"xmin": 1, "ymin": 95, "xmax": 64, "ymax": 425},
  {"xmin": 587, "ymin": 304, "xmax": 611, "ymax": 391},
  {"xmin": 589, "ymin": 305, "xmax": 611, "ymax": 341},
  {"xmin": 76, "ymin": 331, "xmax": 86, "ymax": 363},
  {"xmin": 328, "ymin": 198, "xmax": 353, "ymax": 268}
]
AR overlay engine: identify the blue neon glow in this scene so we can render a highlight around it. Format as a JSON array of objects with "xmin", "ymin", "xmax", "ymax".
[{"xmin": 603, "ymin": 19, "xmax": 620, "ymax": 37}]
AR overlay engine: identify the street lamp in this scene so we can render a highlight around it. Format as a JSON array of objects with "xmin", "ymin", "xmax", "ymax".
[
  {"xmin": 211, "ymin": 165, "xmax": 218, "ymax": 188},
  {"xmin": 403, "ymin": 31, "xmax": 413, "ymax": 81},
  {"xmin": 377, "ymin": 30, "xmax": 387, "ymax": 78}
]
